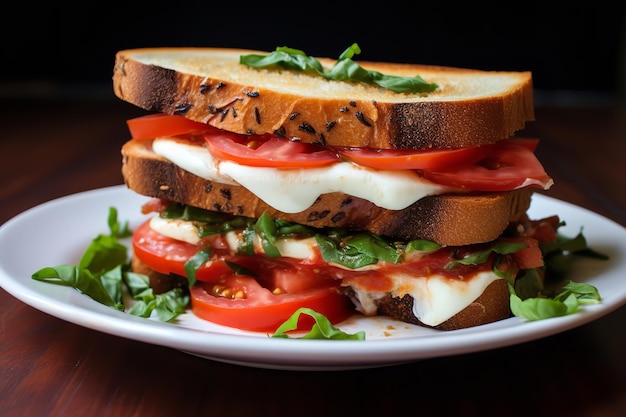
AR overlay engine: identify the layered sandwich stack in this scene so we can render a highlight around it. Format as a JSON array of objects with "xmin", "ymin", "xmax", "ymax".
[{"xmin": 113, "ymin": 45, "xmax": 555, "ymax": 332}]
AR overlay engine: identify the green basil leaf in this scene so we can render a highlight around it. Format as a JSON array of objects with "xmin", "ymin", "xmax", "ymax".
[
  {"xmin": 241, "ymin": 43, "xmax": 438, "ymax": 94},
  {"xmin": 123, "ymin": 271, "xmax": 151, "ymax": 297},
  {"xmin": 405, "ymin": 239, "xmax": 441, "ymax": 253},
  {"xmin": 315, "ymin": 234, "xmax": 377, "ymax": 269},
  {"xmin": 237, "ymin": 226, "xmax": 256, "ymax": 255},
  {"xmin": 78, "ymin": 234, "xmax": 128, "ymax": 277},
  {"xmin": 184, "ymin": 248, "xmax": 211, "ymax": 287},
  {"xmin": 511, "ymin": 267, "xmax": 545, "ymax": 300},
  {"xmin": 100, "ymin": 264, "xmax": 124, "ymax": 305},
  {"xmin": 255, "ymin": 212, "xmax": 281, "ymax": 257},
  {"xmin": 32, "ymin": 265, "xmax": 123, "ymax": 310},
  {"xmin": 446, "ymin": 241, "xmax": 528, "ymax": 269},
  {"xmin": 271, "ymin": 307, "xmax": 365, "ymax": 340},
  {"xmin": 509, "ymin": 291, "xmax": 570, "ymax": 320},
  {"xmin": 344, "ymin": 233, "xmax": 402, "ymax": 264},
  {"xmin": 554, "ymin": 281, "xmax": 601, "ymax": 305},
  {"xmin": 153, "ymin": 288, "xmax": 190, "ymax": 322},
  {"xmin": 107, "ymin": 207, "xmax": 132, "ymax": 238}
]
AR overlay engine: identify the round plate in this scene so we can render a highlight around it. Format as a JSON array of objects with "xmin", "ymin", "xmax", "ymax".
[{"xmin": 1, "ymin": 186, "xmax": 625, "ymax": 370}]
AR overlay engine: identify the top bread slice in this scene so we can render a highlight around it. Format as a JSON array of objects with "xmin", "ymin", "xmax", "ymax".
[{"xmin": 113, "ymin": 47, "xmax": 534, "ymax": 150}]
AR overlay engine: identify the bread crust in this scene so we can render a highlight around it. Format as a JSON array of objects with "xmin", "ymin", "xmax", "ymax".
[
  {"xmin": 113, "ymin": 47, "xmax": 534, "ymax": 150},
  {"xmin": 122, "ymin": 139, "xmax": 533, "ymax": 246}
]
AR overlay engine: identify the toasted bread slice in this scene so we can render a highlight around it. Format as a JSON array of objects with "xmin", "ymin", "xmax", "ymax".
[
  {"xmin": 122, "ymin": 139, "xmax": 533, "ymax": 246},
  {"xmin": 113, "ymin": 47, "xmax": 534, "ymax": 150}
]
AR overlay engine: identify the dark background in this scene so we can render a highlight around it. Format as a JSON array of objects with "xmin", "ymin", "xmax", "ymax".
[{"xmin": 1, "ymin": 2, "xmax": 624, "ymax": 105}]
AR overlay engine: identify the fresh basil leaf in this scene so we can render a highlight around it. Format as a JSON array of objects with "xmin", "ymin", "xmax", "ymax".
[
  {"xmin": 511, "ymin": 267, "xmax": 544, "ymax": 300},
  {"xmin": 127, "ymin": 284, "xmax": 189, "ymax": 322},
  {"xmin": 405, "ymin": 239, "xmax": 441, "ymax": 253},
  {"xmin": 271, "ymin": 308, "xmax": 365, "ymax": 340},
  {"xmin": 184, "ymin": 248, "xmax": 211, "ymax": 288},
  {"xmin": 255, "ymin": 212, "xmax": 281, "ymax": 257},
  {"xmin": 509, "ymin": 290, "xmax": 571, "ymax": 320},
  {"xmin": 344, "ymin": 233, "xmax": 402, "ymax": 264},
  {"xmin": 241, "ymin": 43, "xmax": 438, "ymax": 94},
  {"xmin": 508, "ymin": 278, "xmax": 601, "ymax": 321},
  {"xmin": 152, "ymin": 288, "xmax": 190, "ymax": 321},
  {"xmin": 100, "ymin": 264, "xmax": 124, "ymax": 305},
  {"xmin": 237, "ymin": 226, "xmax": 256, "ymax": 255},
  {"xmin": 32, "ymin": 207, "xmax": 190, "ymax": 322},
  {"xmin": 445, "ymin": 241, "xmax": 528, "ymax": 269},
  {"xmin": 78, "ymin": 233, "xmax": 128, "ymax": 277},
  {"xmin": 274, "ymin": 219, "xmax": 316, "ymax": 238},
  {"xmin": 123, "ymin": 271, "xmax": 151, "ymax": 297},
  {"xmin": 32, "ymin": 265, "xmax": 123, "ymax": 310},
  {"xmin": 554, "ymin": 281, "xmax": 601, "ymax": 305},
  {"xmin": 107, "ymin": 207, "xmax": 132, "ymax": 238},
  {"xmin": 315, "ymin": 234, "xmax": 377, "ymax": 269}
]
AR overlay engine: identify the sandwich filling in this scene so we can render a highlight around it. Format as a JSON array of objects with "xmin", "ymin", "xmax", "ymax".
[
  {"xmin": 147, "ymin": 214, "xmax": 504, "ymax": 327},
  {"xmin": 151, "ymin": 137, "xmax": 458, "ymax": 212}
]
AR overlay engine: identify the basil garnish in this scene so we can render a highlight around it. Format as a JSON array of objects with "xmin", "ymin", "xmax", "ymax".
[
  {"xmin": 31, "ymin": 207, "xmax": 189, "ymax": 322},
  {"xmin": 240, "ymin": 43, "xmax": 439, "ymax": 94}
]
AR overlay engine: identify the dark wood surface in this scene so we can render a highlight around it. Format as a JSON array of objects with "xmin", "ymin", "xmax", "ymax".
[{"xmin": 1, "ymin": 97, "xmax": 625, "ymax": 417}]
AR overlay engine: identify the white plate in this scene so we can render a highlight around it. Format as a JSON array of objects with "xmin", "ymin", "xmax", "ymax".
[{"xmin": 1, "ymin": 186, "xmax": 625, "ymax": 371}]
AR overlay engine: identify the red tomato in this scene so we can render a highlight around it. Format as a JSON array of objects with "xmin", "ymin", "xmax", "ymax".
[
  {"xmin": 501, "ymin": 237, "xmax": 545, "ymax": 269},
  {"xmin": 132, "ymin": 219, "xmax": 354, "ymax": 332},
  {"xmin": 132, "ymin": 220, "xmax": 195, "ymax": 276},
  {"xmin": 423, "ymin": 140, "xmax": 552, "ymax": 191},
  {"xmin": 191, "ymin": 277, "xmax": 353, "ymax": 332},
  {"xmin": 127, "ymin": 114, "xmax": 217, "ymax": 140},
  {"xmin": 205, "ymin": 134, "xmax": 340, "ymax": 168},
  {"xmin": 337, "ymin": 144, "xmax": 494, "ymax": 170}
]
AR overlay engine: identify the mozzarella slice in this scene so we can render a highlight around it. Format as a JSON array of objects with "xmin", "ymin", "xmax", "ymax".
[
  {"xmin": 152, "ymin": 137, "xmax": 457, "ymax": 213},
  {"xmin": 347, "ymin": 271, "xmax": 500, "ymax": 326}
]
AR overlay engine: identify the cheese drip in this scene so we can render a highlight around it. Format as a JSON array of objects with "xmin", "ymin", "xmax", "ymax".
[{"xmin": 152, "ymin": 137, "xmax": 455, "ymax": 213}]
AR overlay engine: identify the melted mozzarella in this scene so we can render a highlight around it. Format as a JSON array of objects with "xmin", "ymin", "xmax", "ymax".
[
  {"xmin": 149, "ymin": 215, "xmax": 499, "ymax": 327},
  {"xmin": 152, "ymin": 138, "xmax": 455, "ymax": 213},
  {"xmin": 149, "ymin": 216, "xmax": 318, "ymax": 260},
  {"xmin": 348, "ymin": 271, "xmax": 500, "ymax": 327}
]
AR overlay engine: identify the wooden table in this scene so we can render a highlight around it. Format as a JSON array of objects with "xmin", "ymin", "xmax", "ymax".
[{"xmin": 1, "ymin": 96, "xmax": 625, "ymax": 417}]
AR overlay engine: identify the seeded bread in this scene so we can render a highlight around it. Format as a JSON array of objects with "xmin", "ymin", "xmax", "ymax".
[
  {"xmin": 122, "ymin": 139, "xmax": 533, "ymax": 246},
  {"xmin": 113, "ymin": 47, "xmax": 534, "ymax": 150}
]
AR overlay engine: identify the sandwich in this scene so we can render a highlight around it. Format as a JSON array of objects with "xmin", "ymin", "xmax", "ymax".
[{"xmin": 112, "ymin": 44, "xmax": 557, "ymax": 333}]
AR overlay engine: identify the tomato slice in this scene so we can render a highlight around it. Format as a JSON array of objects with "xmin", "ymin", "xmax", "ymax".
[
  {"xmin": 127, "ymin": 114, "xmax": 217, "ymax": 140},
  {"xmin": 132, "ymin": 220, "xmax": 195, "ymax": 277},
  {"xmin": 132, "ymin": 219, "xmax": 354, "ymax": 332},
  {"xmin": 191, "ymin": 277, "xmax": 353, "ymax": 332},
  {"xmin": 337, "ymin": 145, "xmax": 494, "ymax": 170},
  {"xmin": 423, "ymin": 140, "xmax": 553, "ymax": 191},
  {"xmin": 127, "ymin": 115, "xmax": 550, "ymax": 192},
  {"xmin": 205, "ymin": 134, "xmax": 340, "ymax": 168}
]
